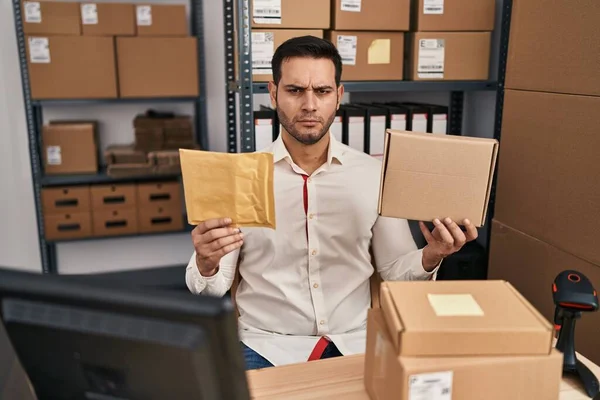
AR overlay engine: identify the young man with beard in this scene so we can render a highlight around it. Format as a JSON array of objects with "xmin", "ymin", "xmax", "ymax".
[{"xmin": 185, "ymin": 36, "xmax": 478, "ymax": 369}]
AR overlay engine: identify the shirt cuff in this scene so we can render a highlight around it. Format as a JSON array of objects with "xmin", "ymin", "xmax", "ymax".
[
  {"xmin": 411, "ymin": 248, "xmax": 442, "ymax": 280},
  {"xmin": 186, "ymin": 254, "xmax": 223, "ymax": 294}
]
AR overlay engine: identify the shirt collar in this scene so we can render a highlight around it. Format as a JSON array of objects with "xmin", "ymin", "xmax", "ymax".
[{"xmin": 272, "ymin": 132, "xmax": 345, "ymax": 166}]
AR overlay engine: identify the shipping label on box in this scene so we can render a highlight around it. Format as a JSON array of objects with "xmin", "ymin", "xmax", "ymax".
[
  {"xmin": 417, "ymin": 38, "xmax": 445, "ymax": 79},
  {"xmin": 80, "ymin": 4, "xmax": 98, "ymax": 25},
  {"xmin": 252, "ymin": 32, "xmax": 275, "ymax": 75},
  {"xmin": 24, "ymin": 1, "xmax": 42, "ymax": 23},
  {"xmin": 28, "ymin": 37, "xmax": 50, "ymax": 63},
  {"xmin": 337, "ymin": 35, "xmax": 357, "ymax": 65},
  {"xmin": 253, "ymin": 0, "xmax": 281, "ymax": 24}
]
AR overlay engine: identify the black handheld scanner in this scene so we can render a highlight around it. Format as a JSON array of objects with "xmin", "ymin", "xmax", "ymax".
[{"xmin": 553, "ymin": 270, "xmax": 598, "ymax": 314}]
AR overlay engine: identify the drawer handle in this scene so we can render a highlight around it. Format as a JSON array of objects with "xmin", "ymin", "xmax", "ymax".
[
  {"xmin": 103, "ymin": 195, "xmax": 125, "ymax": 205},
  {"xmin": 57, "ymin": 223, "xmax": 81, "ymax": 232},
  {"xmin": 105, "ymin": 220, "xmax": 127, "ymax": 228},
  {"xmin": 149, "ymin": 193, "xmax": 171, "ymax": 201},
  {"xmin": 55, "ymin": 199, "xmax": 78, "ymax": 207},
  {"xmin": 151, "ymin": 217, "xmax": 172, "ymax": 225}
]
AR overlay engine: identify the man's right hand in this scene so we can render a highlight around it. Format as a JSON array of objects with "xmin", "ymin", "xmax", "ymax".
[{"xmin": 192, "ymin": 218, "xmax": 244, "ymax": 277}]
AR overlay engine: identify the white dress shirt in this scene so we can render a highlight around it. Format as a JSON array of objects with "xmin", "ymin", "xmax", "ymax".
[{"xmin": 186, "ymin": 133, "xmax": 438, "ymax": 366}]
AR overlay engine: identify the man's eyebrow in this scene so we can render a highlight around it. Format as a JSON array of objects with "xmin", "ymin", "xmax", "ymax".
[
  {"xmin": 283, "ymin": 84, "xmax": 307, "ymax": 90},
  {"xmin": 313, "ymin": 85, "xmax": 334, "ymax": 90}
]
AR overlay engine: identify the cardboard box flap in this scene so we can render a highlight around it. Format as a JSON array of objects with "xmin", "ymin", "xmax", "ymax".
[
  {"xmin": 481, "ymin": 141, "xmax": 499, "ymax": 223},
  {"xmin": 380, "ymin": 280, "xmax": 553, "ymax": 356}
]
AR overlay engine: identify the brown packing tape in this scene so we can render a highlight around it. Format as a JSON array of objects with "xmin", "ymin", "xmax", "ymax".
[{"xmin": 179, "ymin": 149, "xmax": 276, "ymax": 228}]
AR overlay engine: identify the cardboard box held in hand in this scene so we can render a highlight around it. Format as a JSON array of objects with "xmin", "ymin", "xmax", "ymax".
[
  {"xmin": 179, "ymin": 149, "xmax": 276, "ymax": 228},
  {"xmin": 378, "ymin": 130, "xmax": 498, "ymax": 227}
]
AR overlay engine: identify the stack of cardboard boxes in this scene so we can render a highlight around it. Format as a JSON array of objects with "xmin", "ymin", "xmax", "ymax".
[
  {"xmin": 488, "ymin": 0, "xmax": 600, "ymax": 364},
  {"xmin": 23, "ymin": 1, "xmax": 198, "ymax": 99},
  {"xmin": 365, "ymin": 280, "xmax": 563, "ymax": 399}
]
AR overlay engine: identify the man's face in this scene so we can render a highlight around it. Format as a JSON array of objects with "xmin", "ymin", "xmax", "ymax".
[{"xmin": 269, "ymin": 57, "xmax": 343, "ymax": 146}]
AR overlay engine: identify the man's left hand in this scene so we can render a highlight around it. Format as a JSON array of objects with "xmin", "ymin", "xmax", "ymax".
[{"xmin": 419, "ymin": 218, "xmax": 479, "ymax": 271}]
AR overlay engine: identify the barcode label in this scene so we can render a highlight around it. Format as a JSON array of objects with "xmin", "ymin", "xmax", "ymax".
[
  {"xmin": 417, "ymin": 39, "xmax": 444, "ymax": 79},
  {"xmin": 136, "ymin": 5, "xmax": 152, "ymax": 26},
  {"xmin": 341, "ymin": 0, "xmax": 361, "ymax": 12},
  {"xmin": 29, "ymin": 37, "xmax": 50, "ymax": 63},
  {"xmin": 253, "ymin": 0, "xmax": 281, "ymax": 24},
  {"xmin": 424, "ymin": 0, "xmax": 444, "ymax": 14},
  {"xmin": 337, "ymin": 35, "xmax": 357, "ymax": 66},
  {"xmin": 24, "ymin": 1, "xmax": 42, "ymax": 23},
  {"xmin": 81, "ymin": 4, "xmax": 98, "ymax": 25},
  {"xmin": 47, "ymin": 146, "xmax": 62, "ymax": 165},
  {"xmin": 408, "ymin": 371, "xmax": 453, "ymax": 400},
  {"xmin": 252, "ymin": 32, "xmax": 275, "ymax": 74}
]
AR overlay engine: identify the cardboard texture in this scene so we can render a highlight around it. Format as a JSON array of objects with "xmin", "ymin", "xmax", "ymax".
[
  {"xmin": 408, "ymin": 32, "xmax": 491, "ymax": 81},
  {"xmin": 379, "ymin": 280, "xmax": 554, "ymax": 357},
  {"xmin": 494, "ymin": 90, "xmax": 600, "ymax": 266},
  {"xmin": 136, "ymin": 182, "xmax": 182, "ymax": 209},
  {"xmin": 104, "ymin": 144, "xmax": 147, "ymax": 165},
  {"xmin": 138, "ymin": 204, "xmax": 184, "ymax": 233},
  {"xmin": 90, "ymin": 184, "xmax": 136, "ymax": 211},
  {"xmin": 106, "ymin": 164, "xmax": 154, "ymax": 178},
  {"xmin": 180, "ymin": 149, "xmax": 275, "ymax": 228},
  {"xmin": 22, "ymin": 0, "xmax": 81, "ymax": 35},
  {"xmin": 250, "ymin": 0, "xmax": 329, "ymax": 29},
  {"xmin": 26, "ymin": 35, "xmax": 117, "ymax": 99},
  {"xmin": 44, "ymin": 212, "xmax": 92, "ymax": 240},
  {"xmin": 81, "ymin": 3, "xmax": 135, "ymax": 36},
  {"xmin": 42, "ymin": 122, "xmax": 98, "ymax": 174},
  {"xmin": 488, "ymin": 220, "xmax": 600, "ymax": 365},
  {"xmin": 116, "ymin": 37, "xmax": 199, "ymax": 97},
  {"xmin": 328, "ymin": 31, "xmax": 404, "ymax": 81},
  {"xmin": 251, "ymin": 29, "xmax": 323, "ymax": 82},
  {"xmin": 378, "ymin": 130, "xmax": 498, "ymax": 227},
  {"xmin": 42, "ymin": 186, "xmax": 91, "ymax": 214},
  {"xmin": 413, "ymin": 0, "xmax": 495, "ymax": 31},
  {"xmin": 365, "ymin": 309, "xmax": 563, "ymax": 400},
  {"xmin": 332, "ymin": 0, "xmax": 410, "ymax": 31},
  {"xmin": 506, "ymin": 0, "xmax": 600, "ymax": 96},
  {"xmin": 92, "ymin": 208, "xmax": 138, "ymax": 237},
  {"xmin": 135, "ymin": 4, "xmax": 187, "ymax": 36}
]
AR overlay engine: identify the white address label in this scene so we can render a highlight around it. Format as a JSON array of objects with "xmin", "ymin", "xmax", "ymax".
[
  {"xmin": 29, "ymin": 37, "xmax": 50, "ymax": 63},
  {"xmin": 136, "ymin": 5, "xmax": 152, "ymax": 26},
  {"xmin": 81, "ymin": 4, "xmax": 98, "ymax": 25},
  {"xmin": 253, "ymin": 0, "xmax": 282, "ymax": 24},
  {"xmin": 252, "ymin": 32, "xmax": 275, "ymax": 75},
  {"xmin": 341, "ymin": 0, "xmax": 361, "ymax": 12},
  {"xmin": 24, "ymin": 1, "xmax": 42, "ymax": 23},
  {"xmin": 46, "ymin": 146, "xmax": 62, "ymax": 165},
  {"xmin": 409, "ymin": 371, "xmax": 453, "ymax": 400},
  {"xmin": 337, "ymin": 35, "xmax": 357, "ymax": 66},
  {"xmin": 424, "ymin": 0, "xmax": 444, "ymax": 14},
  {"xmin": 418, "ymin": 39, "xmax": 445, "ymax": 79}
]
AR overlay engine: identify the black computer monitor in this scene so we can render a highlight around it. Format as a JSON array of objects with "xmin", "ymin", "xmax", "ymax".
[{"xmin": 0, "ymin": 268, "xmax": 250, "ymax": 400}]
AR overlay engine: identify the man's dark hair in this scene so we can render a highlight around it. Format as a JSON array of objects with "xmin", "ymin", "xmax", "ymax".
[{"xmin": 271, "ymin": 35, "xmax": 343, "ymax": 87}]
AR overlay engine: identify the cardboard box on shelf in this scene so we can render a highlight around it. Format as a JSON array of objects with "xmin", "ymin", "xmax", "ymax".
[
  {"xmin": 92, "ymin": 208, "xmax": 138, "ymax": 237},
  {"xmin": 365, "ymin": 308, "xmax": 563, "ymax": 400},
  {"xmin": 25, "ymin": 35, "xmax": 117, "ymax": 99},
  {"xmin": 327, "ymin": 31, "xmax": 404, "ymax": 81},
  {"xmin": 407, "ymin": 32, "xmax": 491, "ymax": 81},
  {"xmin": 494, "ymin": 90, "xmax": 600, "ymax": 266},
  {"xmin": 378, "ymin": 130, "xmax": 498, "ymax": 227},
  {"xmin": 506, "ymin": 0, "xmax": 600, "ymax": 96},
  {"xmin": 116, "ymin": 37, "xmax": 198, "ymax": 97},
  {"xmin": 332, "ymin": 0, "xmax": 410, "ymax": 31},
  {"xmin": 488, "ymin": 220, "xmax": 600, "ymax": 365},
  {"xmin": 22, "ymin": 0, "xmax": 80, "ymax": 36},
  {"xmin": 135, "ymin": 127, "xmax": 164, "ymax": 152},
  {"xmin": 412, "ymin": 0, "xmax": 495, "ymax": 31},
  {"xmin": 42, "ymin": 186, "xmax": 91, "ymax": 214},
  {"xmin": 80, "ymin": 3, "xmax": 135, "ymax": 36},
  {"xmin": 250, "ymin": 0, "xmax": 329, "ymax": 29},
  {"xmin": 104, "ymin": 144, "xmax": 147, "ymax": 165},
  {"xmin": 44, "ymin": 212, "xmax": 92, "ymax": 241},
  {"xmin": 42, "ymin": 122, "xmax": 98, "ymax": 175},
  {"xmin": 138, "ymin": 204, "xmax": 184, "ymax": 233},
  {"xmin": 251, "ymin": 29, "xmax": 323, "ymax": 82},
  {"xmin": 134, "ymin": 4, "xmax": 187, "ymax": 36},
  {"xmin": 90, "ymin": 184, "xmax": 137, "ymax": 210},
  {"xmin": 137, "ymin": 182, "xmax": 182, "ymax": 208},
  {"xmin": 379, "ymin": 280, "xmax": 554, "ymax": 357},
  {"xmin": 106, "ymin": 163, "xmax": 154, "ymax": 178}
]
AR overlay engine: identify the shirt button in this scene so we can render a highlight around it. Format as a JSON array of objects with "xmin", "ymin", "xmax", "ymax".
[
  {"xmin": 308, "ymin": 213, "xmax": 314, "ymax": 219},
  {"xmin": 307, "ymin": 177, "xmax": 312, "ymax": 183},
  {"xmin": 311, "ymin": 250, "xmax": 317, "ymax": 256},
  {"xmin": 320, "ymin": 320, "xmax": 325, "ymax": 325},
  {"xmin": 313, "ymin": 283, "xmax": 319, "ymax": 289}
]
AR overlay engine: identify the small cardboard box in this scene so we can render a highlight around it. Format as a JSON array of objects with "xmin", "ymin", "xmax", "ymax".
[
  {"xmin": 116, "ymin": 37, "xmax": 198, "ymax": 97},
  {"xmin": 42, "ymin": 122, "xmax": 98, "ymax": 175},
  {"xmin": 91, "ymin": 184, "xmax": 137, "ymax": 210},
  {"xmin": 22, "ymin": 0, "xmax": 81, "ymax": 36},
  {"xmin": 135, "ymin": 4, "xmax": 187, "ymax": 36},
  {"xmin": 137, "ymin": 182, "xmax": 182, "ymax": 208},
  {"xmin": 138, "ymin": 204, "xmax": 184, "ymax": 233},
  {"xmin": 104, "ymin": 144, "xmax": 147, "ymax": 165},
  {"xmin": 42, "ymin": 186, "xmax": 91, "ymax": 214},
  {"xmin": 44, "ymin": 212, "xmax": 92, "ymax": 240},
  {"xmin": 379, "ymin": 280, "xmax": 554, "ymax": 357},
  {"xmin": 26, "ymin": 35, "xmax": 117, "ymax": 99},
  {"xmin": 92, "ymin": 209, "xmax": 138, "ymax": 237},
  {"xmin": 412, "ymin": 0, "xmax": 495, "ymax": 31},
  {"xmin": 80, "ymin": 3, "xmax": 135, "ymax": 36},
  {"xmin": 250, "ymin": 0, "xmax": 329, "ymax": 29},
  {"xmin": 328, "ymin": 31, "xmax": 404, "ymax": 81},
  {"xmin": 332, "ymin": 0, "xmax": 410, "ymax": 31},
  {"xmin": 378, "ymin": 130, "xmax": 498, "ymax": 227},
  {"xmin": 251, "ymin": 29, "xmax": 324, "ymax": 82},
  {"xmin": 365, "ymin": 308, "xmax": 563, "ymax": 400},
  {"xmin": 407, "ymin": 32, "xmax": 491, "ymax": 81}
]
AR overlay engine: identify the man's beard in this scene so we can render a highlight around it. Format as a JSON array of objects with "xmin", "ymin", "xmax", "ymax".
[{"xmin": 276, "ymin": 106, "xmax": 337, "ymax": 146}]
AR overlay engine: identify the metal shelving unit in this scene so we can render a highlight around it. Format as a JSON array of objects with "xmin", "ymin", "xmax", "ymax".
[
  {"xmin": 12, "ymin": 0, "xmax": 208, "ymax": 274},
  {"xmin": 223, "ymin": 0, "xmax": 513, "ymax": 274}
]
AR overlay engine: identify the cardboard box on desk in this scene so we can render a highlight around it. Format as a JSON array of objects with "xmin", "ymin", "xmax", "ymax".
[
  {"xmin": 364, "ymin": 308, "xmax": 563, "ymax": 400},
  {"xmin": 378, "ymin": 130, "xmax": 498, "ymax": 227}
]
